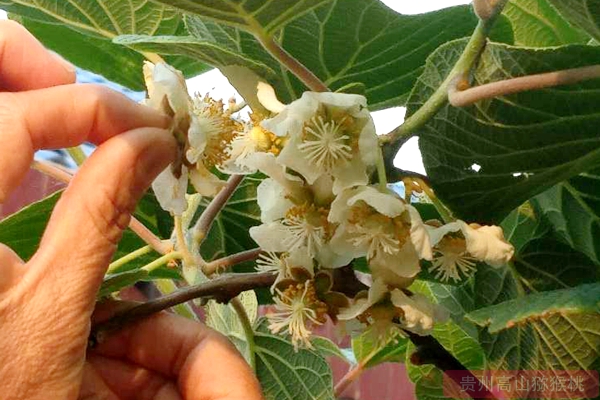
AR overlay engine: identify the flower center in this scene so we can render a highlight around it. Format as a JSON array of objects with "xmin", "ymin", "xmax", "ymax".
[
  {"xmin": 299, "ymin": 114, "xmax": 355, "ymax": 171},
  {"xmin": 192, "ymin": 95, "xmax": 238, "ymax": 167},
  {"xmin": 430, "ymin": 237, "xmax": 476, "ymax": 282},
  {"xmin": 282, "ymin": 205, "xmax": 330, "ymax": 257}
]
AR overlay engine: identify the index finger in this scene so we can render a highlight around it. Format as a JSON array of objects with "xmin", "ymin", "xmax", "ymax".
[{"xmin": 0, "ymin": 20, "xmax": 75, "ymax": 91}]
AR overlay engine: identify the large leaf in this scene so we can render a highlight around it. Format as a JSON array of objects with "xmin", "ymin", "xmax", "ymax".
[
  {"xmin": 547, "ymin": 0, "xmax": 600, "ymax": 42},
  {"xmin": 0, "ymin": 0, "xmax": 209, "ymax": 89},
  {"xmin": 254, "ymin": 331, "xmax": 334, "ymax": 400},
  {"xmin": 149, "ymin": 0, "xmax": 331, "ymax": 34},
  {"xmin": 467, "ymin": 283, "xmax": 600, "ymax": 332},
  {"xmin": 534, "ymin": 169, "xmax": 600, "ymax": 265},
  {"xmin": 504, "ymin": 0, "xmax": 589, "ymax": 46},
  {"xmin": 351, "ymin": 330, "xmax": 408, "ymax": 368},
  {"xmin": 205, "ymin": 290, "xmax": 258, "ymax": 364},
  {"xmin": 0, "ymin": 190, "xmax": 62, "ymax": 260},
  {"xmin": 411, "ymin": 41, "xmax": 600, "ymax": 223},
  {"xmin": 473, "ymin": 264, "xmax": 600, "ymax": 373},
  {"xmin": 116, "ymin": 2, "xmax": 514, "ymax": 110}
]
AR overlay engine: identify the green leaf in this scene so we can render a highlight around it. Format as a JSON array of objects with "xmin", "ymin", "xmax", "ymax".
[
  {"xmin": 467, "ymin": 283, "xmax": 600, "ymax": 333},
  {"xmin": 0, "ymin": 190, "xmax": 62, "ymax": 260},
  {"xmin": 198, "ymin": 176, "xmax": 262, "ymax": 263},
  {"xmin": 205, "ymin": 290, "xmax": 258, "ymax": 364},
  {"xmin": 411, "ymin": 41, "xmax": 600, "ymax": 223},
  {"xmin": 121, "ymin": 2, "xmax": 513, "ymax": 110},
  {"xmin": 310, "ymin": 336, "xmax": 350, "ymax": 362},
  {"xmin": 503, "ymin": 0, "xmax": 589, "ymax": 46},
  {"xmin": 501, "ymin": 203, "xmax": 550, "ymax": 254},
  {"xmin": 547, "ymin": 0, "xmax": 600, "ymax": 41},
  {"xmin": 147, "ymin": 0, "xmax": 331, "ymax": 34},
  {"xmin": 351, "ymin": 331, "xmax": 408, "ymax": 368},
  {"xmin": 99, "ymin": 267, "xmax": 181, "ymax": 298},
  {"xmin": 1, "ymin": 0, "xmax": 210, "ymax": 89},
  {"xmin": 533, "ymin": 169, "xmax": 600, "ymax": 264},
  {"xmin": 254, "ymin": 331, "xmax": 335, "ymax": 400}
]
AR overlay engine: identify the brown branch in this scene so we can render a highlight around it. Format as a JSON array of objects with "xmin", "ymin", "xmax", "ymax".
[
  {"xmin": 204, "ymin": 248, "xmax": 262, "ymax": 276},
  {"xmin": 256, "ymin": 33, "xmax": 329, "ymax": 93},
  {"xmin": 32, "ymin": 160, "xmax": 171, "ymax": 254},
  {"xmin": 90, "ymin": 272, "xmax": 276, "ymax": 345},
  {"xmin": 193, "ymin": 174, "xmax": 244, "ymax": 247},
  {"xmin": 334, "ymin": 361, "xmax": 367, "ymax": 397},
  {"xmin": 449, "ymin": 64, "xmax": 600, "ymax": 107}
]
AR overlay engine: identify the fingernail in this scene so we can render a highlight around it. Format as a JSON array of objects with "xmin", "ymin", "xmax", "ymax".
[{"xmin": 50, "ymin": 52, "xmax": 76, "ymax": 75}]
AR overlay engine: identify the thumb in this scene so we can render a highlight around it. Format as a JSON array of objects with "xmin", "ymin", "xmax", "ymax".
[{"xmin": 28, "ymin": 127, "xmax": 176, "ymax": 313}]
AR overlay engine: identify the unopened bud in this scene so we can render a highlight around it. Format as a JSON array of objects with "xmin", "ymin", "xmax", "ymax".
[{"xmin": 473, "ymin": 0, "xmax": 494, "ymax": 20}]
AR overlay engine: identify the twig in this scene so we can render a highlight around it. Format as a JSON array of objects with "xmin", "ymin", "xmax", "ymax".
[
  {"xmin": 230, "ymin": 297, "xmax": 257, "ymax": 371},
  {"xmin": 334, "ymin": 361, "xmax": 367, "ymax": 397},
  {"xmin": 449, "ymin": 64, "xmax": 600, "ymax": 107},
  {"xmin": 255, "ymin": 33, "xmax": 329, "ymax": 93},
  {"xmin": 380, "ymin": 0, "xmax": 509, "ymax": 174},
  {"xmin": 193, "ymin": 174, "xmax": 245, "ymax": 246},
  {"xmin": 141, "ymin": 251, "xmax": 182, "ymax": 273},
  {"xmin": 32, "ymin": 160, "xmax": 171, "ymax": 255},
  {"xmin": 90, "ymin": 272, "xmax": 276, "ymax": 344},
  {"xmin": 204, "ymin": 248, "xmax": 262, "ymax": 276},
  {"xmin": 174, "ymin": 216, "xmax": 195, "ymax": 265},
  {"xmin": 107, "ymin": 245, "xmax": 153, "ymax": 274}
]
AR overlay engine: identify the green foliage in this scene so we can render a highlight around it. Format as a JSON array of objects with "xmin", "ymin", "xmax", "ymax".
[
  {"xmin": 1, "ymin": 0, "xmax": 209, "ymax": 89},
  {"xmin": 534, "ymin": 169, "xmax": 600, "ymax": 264},
  {"xmin": 114, "ymin": 2, "xmax": 513, "ymax": 109},
  {"xmin": 254, "ymin": 332, "xmax": 335, "ymax": 400},
  {"xmin": 503, "ymin": 0, "xmax": 589, "ymax": 46},
  {"xmin": 467, "ymin": 283, "xmax": 600, "ymax": 332},
  {"xmin": 351, "ymin": 330, "xmax": 408, "ymax": 368},
  {"xmin": 412, "ymin": 41, "xmax": 600, "ymax": 223},
  {"xmin": 547, "ymin": 0, "xmax": 600, "ymax": 41}
]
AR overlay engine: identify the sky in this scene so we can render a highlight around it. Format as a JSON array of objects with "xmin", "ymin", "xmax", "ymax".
[{"xmin": 0, "ymin": 0, "xmax": 471, "ymax": 173}]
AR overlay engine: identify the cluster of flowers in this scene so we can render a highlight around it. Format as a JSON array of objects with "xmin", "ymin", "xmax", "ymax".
[{"xmin": 144, "ymin": 63, "xmax": 515, "ymax": 350}]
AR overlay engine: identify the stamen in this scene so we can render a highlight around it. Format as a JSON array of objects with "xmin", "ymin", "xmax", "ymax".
[{"xmin": 299, "ymin": 115, "xmax": 353, "ymax": 171}]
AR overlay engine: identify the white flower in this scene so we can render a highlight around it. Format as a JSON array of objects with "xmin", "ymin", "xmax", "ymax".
[
  {"xmin": 144, "ymin": 63, "xmax": 240, "ymax": 213},
  {"xmin": 329, "ymin": 186, "xmax": 432, "ymax": 285},
  {"xmin": 337, "ymin": 278, "xmax": 388, "ymax": 321},
  {"xmin": 390, "ymin": 290, "xmax": 447, "ymax": 336},
  {"xmin": 255, "ymin": 248, "xmax": 314, "ymax": 291},
  {"xmin": 426, "ymin": 220, "xmax": 514, "ymax": 281},
  {"xmin": 262, "ymin": 92, "xmax": 379, "ymax": 194},
  {"xmin": 267, "ymin": 281, "xmax": 327, "ymax": 351}
]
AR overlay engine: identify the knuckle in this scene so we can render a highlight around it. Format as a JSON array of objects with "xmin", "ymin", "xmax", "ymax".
[{"xmin": 78, "ymin": 183, "xmax": 132, "ymax": 247}]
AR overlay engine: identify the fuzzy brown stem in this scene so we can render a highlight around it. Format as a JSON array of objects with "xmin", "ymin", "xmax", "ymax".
[
  {"xmin": 90, "ymin": 272, "xmax": 276, "ymax": 344},
  {"xmin": 193, "ymin": 174, "xmax": 245, "ymax": 247},
  {"xmin": 449, "ymin": 64, "xmax": 600, "ymax": 107},
  {"xmin": 204, "ymin": 248, "xmax": 262, "ymax": 276}
]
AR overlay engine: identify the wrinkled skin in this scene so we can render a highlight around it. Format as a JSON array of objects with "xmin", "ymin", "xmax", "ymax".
[{"xmin": 0, "ymin": 21, "xmax": 263, "ymax": 400}]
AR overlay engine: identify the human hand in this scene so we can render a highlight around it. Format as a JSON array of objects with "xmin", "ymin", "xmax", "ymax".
[{"xmin": 0, "ymin": 21, "xmax": 263, "ymax": 400}]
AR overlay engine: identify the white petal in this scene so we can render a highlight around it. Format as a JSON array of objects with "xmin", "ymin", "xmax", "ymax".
[
  {"xmin": 261, "ymin": 94, "xmax": 317, "ymax": 137},
  {"xmin": 287, "ymin": 247, "xmax": 314, "ymax": 275},
  {"xmin": 407, "ymin": 205, "xmax": 433, "ymax": 261},
  {"xmin": 257, "ymin": 178, "xmax": 294, "ymax": 223},
  {"xmin": 316, "ymin": 240, "xmax": 356, "ymax": 269},
  {"xmin": 331, "ymin": 156, "xmax": 369, "ymax": 195},
  {"xmin": 370, "ymin": 240, "xmax": 421, "ymax": 285},
  {"xmin": 189, "ymin": 164, "xmax": 225, "ymax": 197},
  {"xmin": 328, "ymin": 187, "xmax": 361, "ymax": 224},
  {"xmin": 277, "ymin": 135, "xmax": 323, "ymax": 184},
  {"xmin": 152, "ymin": 164, "xmax": 188, "ymax": 215},
  {"xmin": 186, "ymin": 116, "xmax": 208, "ymax": 164},
  {"xmin": 302, "ymin": 91, "xmax": 367, "ymax": 111},
  {"xmin": 338, "ymin": 278, "xmax": 388, "ymax": 320},
  {"xmin": 426, "ymin": 221, "xmax": 462, "ymax": 247},
  {"xmin": 358, "ymin": 117, "xmax": 379, "ymax": 167},
  {"xmin": 329, "ymin": 223, "xmax": 369, "ymax": 259},
  {"xmin": 460, "ymin": 222, "xmax": 515, "ymax": 266},
  {"xmin": 390, "ymin": 290, "xmax": 435, "ymax": 336},
  {"xmin": 145, "ymin": 62, "xmax": 190, "ymax": 116},
  {"xmin": 257, "ymin": 82, "xmax": 286, "ymax": 113},
  {"xmin": 309, "ymin": 175, "xmax": 335, "ymax": 205},
  {"xmin": 346, "ymin": 186, "xmax": 406, "ymax": 218},
  {"xmin": 249, "ymin": 222, "xmax": 291, "ymax": 252}
]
